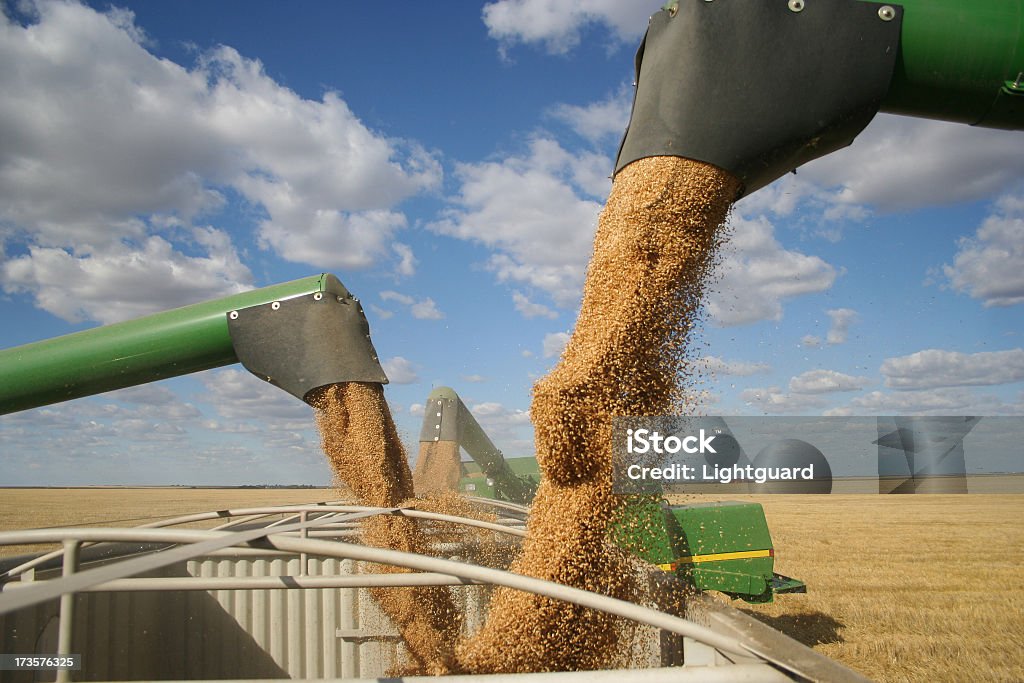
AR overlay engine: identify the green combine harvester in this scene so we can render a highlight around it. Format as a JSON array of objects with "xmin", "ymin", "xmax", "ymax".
[{"xmin": 417, "ymin": 387, "xmax": 538, "ymax": 504}]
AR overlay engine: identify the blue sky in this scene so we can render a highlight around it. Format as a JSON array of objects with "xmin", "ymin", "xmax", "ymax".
[{"xmin": 1, "ymin": 0, "xmax": 1022, "ymax": 485}]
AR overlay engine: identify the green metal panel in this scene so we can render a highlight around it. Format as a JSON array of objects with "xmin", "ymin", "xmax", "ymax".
[
  {"xmin": 610, "ymin": 500, "xmax": 791, "ymax": 602},
  {"xmin": 688, "ymin": 568, "xmax": 769, "ymax": 600},
  {"xmin": 0, "ymin": 274, "xmax": 346, "ymax": 415},
  {"xmin": 670, "ymin": 502, "xmax": 774, "ymax": 556},
  {"xmin": 669, "ymin": 502, "xmax": 776, "ymax": 602},
  {"xmin": 609, "ymin": 498, "xmax": 678, "ymax": 566},
  {"xmin": 459, "ymin": 453, "xmax": 532, "ymax": 497},
  {"xmin": 878, "ymin": 0, "xmax": 1024, "ymax": 128}
]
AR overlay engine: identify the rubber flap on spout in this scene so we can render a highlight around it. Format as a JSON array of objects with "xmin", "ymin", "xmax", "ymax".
[
  {"xmin": 227, "ymin": 291, "xmax": 388, "ymax": 404},
  {"xmin": 614, "ymin": 0, "xmax": 902, "ymax": 198}
]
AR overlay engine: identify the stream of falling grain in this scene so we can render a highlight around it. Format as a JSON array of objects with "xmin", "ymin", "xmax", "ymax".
[
  {"xmin": 413, "ymin": 441, "xmax": 463, "ymax": 497},
  {"xmin": 309, "ymin": 156, "xmax": 737, "ymax": 674},
  {"xmin": 309, "ymin": 382, "xmax": 461, "ymax": 675},
  {"xmin": 456, "ymin": 157, "xmax": 740, "ymax": 672}
]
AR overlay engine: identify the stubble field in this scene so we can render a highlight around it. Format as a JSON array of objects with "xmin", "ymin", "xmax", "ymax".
[
  {"xmin": 676, "ymin": 492, "xmax": 1024, "ymax": 683},
  {"xmin": 1, "ymin": 488, "xmax": 1021, "ymax": 682}
]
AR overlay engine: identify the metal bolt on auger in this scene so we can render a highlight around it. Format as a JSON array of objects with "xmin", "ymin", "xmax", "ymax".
[
  {"xmin": 878, "ymin": 5, "xmax": 895, "ymax": 21},
  {"xmin": 313, "ymin": 292, "xmax": 323, "ymax": 301},
  {"xmin": 271, "ymin": 301, "xmax": 281, "ymax": 310},
  {"xmin": 788, "ymin": 0, "xmax": 804, "ymax": 12},
  {"xmin": 229, "ymin": 311, "xmax": 239, "ymax": 320}
]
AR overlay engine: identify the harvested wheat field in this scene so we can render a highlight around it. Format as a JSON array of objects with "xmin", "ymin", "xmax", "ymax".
[{"xmin": 671, "ymin": 493, "xmax": 1024, "ymax": 683}]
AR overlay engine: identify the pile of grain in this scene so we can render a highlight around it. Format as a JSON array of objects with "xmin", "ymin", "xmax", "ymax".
[
  {"xmin": 457, "ymin": 156, "xmax": 739, "ymax": 672},
  {"xmin": 309, "ymin": 382, "xmax": 461, "ymax": 675}
]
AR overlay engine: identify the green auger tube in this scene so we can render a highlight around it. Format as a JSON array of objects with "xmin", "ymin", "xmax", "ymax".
[{"xmin": 0, "ymin": 274, "xmax": 388, "ymax": 415}]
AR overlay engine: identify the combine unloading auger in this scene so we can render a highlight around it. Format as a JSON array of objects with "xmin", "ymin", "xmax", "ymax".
[
  {"xmin": 413, "ymin": 386, "xmax": 538, "ymax": 504},
  {"xmin": 616, "ymin": 0, "xmax": 1023, "ymax": 198},
  {"xmin": 0, "ymin": 273, "xmax": 387, "ymax": 415}
]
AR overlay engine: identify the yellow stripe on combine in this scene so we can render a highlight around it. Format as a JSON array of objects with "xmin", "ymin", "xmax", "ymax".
[{"xmin": 657, "ymin": 549, "xmax": 771, "ymax": 571}]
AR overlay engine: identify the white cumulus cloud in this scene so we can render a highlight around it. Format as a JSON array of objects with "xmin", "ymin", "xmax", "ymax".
[
  {"xmin": 1, "ymin": 228, "xmax": 251, "ymax": 324},
  {"xmin": 542, "ymin": 331, "xmax": 570, "ymax": 358},
  {"xmin": 826, "ymin": 308, "xmax": 858, "ymax": 345},
  {"xmin": 701, "ymin": 356, "xmax": 771, "ymax": 377},
  {"xmin": 410, "ymin": 297, "xmax": 444, "ymax": 320},
  {"xmin": 430, "ymin": 138, "xmax": 605, "ymax": 308},
  {"xmin": 739, "ymin": 386, "xmax": 826, "ymax": 415},
  {"xmin": 379, "ymin": 291, "xmax": 444, "ymax": 320},
  {"xmin": 943, "ymin": 195, "xmax": 1024, "ymax": 308},
  {"xmin": 825, "ymin": 388, "xmax": 1023, "ymax": 417},
  {"xmin": 392, "ymin": 243, "xmax": 418, "ymax": 278},
  {"xmin": 381, "ymin": 356, "xmax": 420, "ymax": 385},
  {"xmin": 0, "ymin": 1, "xmax": 438, "ymax": 323},
  {"xmin": 789, "ymin": 369, "xmax": 869, "ymax": 394},
  {"xmin": 380, "ymin": 290, "xmax": 415, "ymax": 306},
  {"xmin": 707, "ymin": 215, "xmax": 837, "ymax": 326},
  {"xmin": 881, "ymin": 348, "xmax": 1024, "ymax": 390},
  {"xmin": 367, "ymin": 304, "xmax": 394, "ymax": 320},
  {"xmin": 549, "ymin": 86, "xmax": 632, "ymax": 144},
  {"xmin": 513, "ymin": 291, "xmax": 558, "ymax": 319},
  {"xmin": 466, "ymin": 400, "xmax": 532, "ymax": 451},
  {"xmin": 798, "ymin": 114, "xmax": 1024, "ymax": 213},
  {"xmin": 199, "ymin": 368, "xmax": 313, "ymax": 424},
  {"xmin": 481, "ymin": 0, "xmax": 657, "ymax": 55}
]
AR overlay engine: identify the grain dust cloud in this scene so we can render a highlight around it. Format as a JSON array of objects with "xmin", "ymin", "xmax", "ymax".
[{"xmin": 311, "ymin": 156, "xmax": 739, "ymax": 674}]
